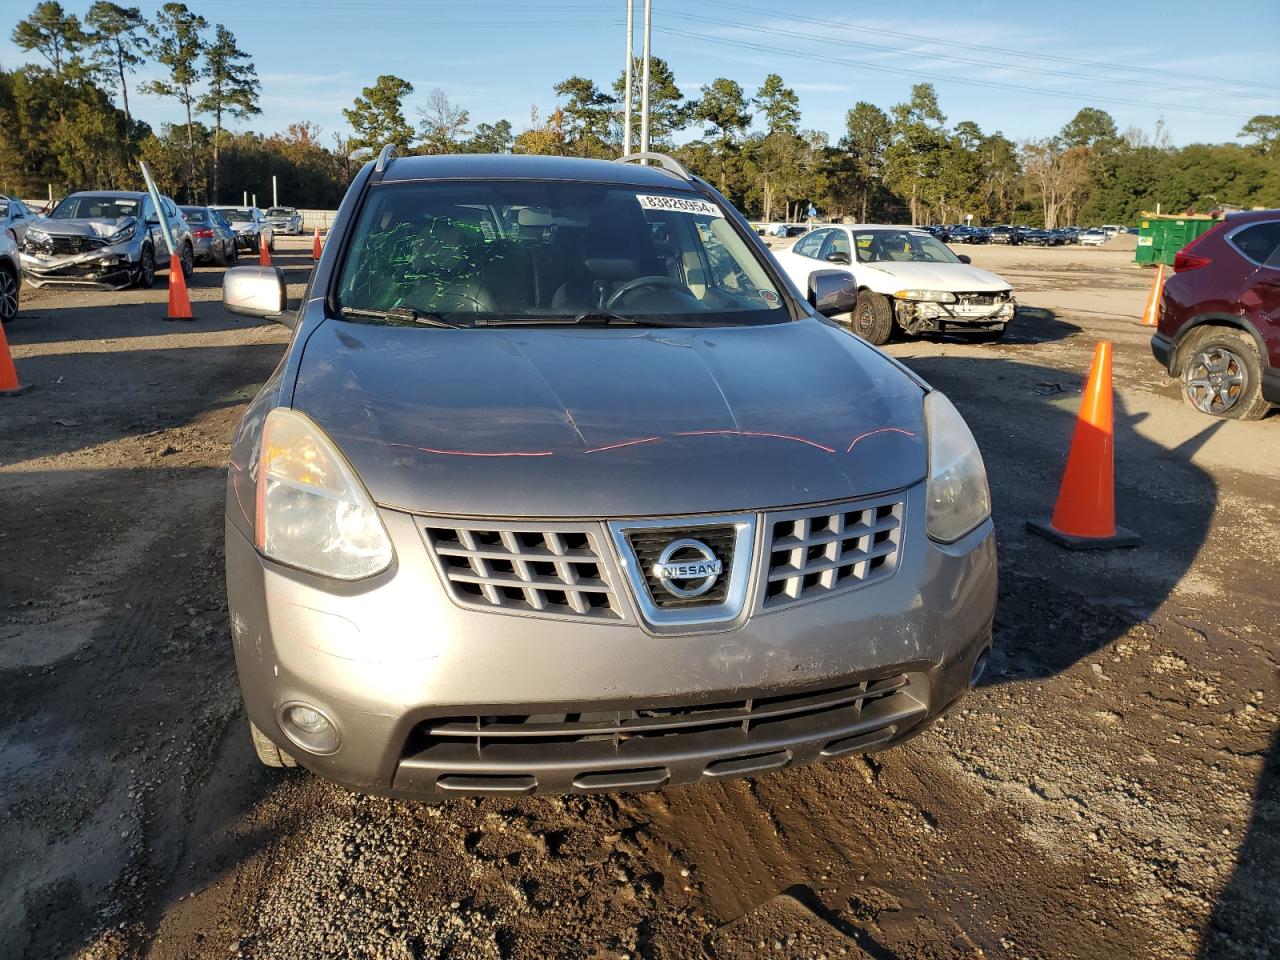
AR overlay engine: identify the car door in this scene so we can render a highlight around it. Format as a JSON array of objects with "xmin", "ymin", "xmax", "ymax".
[
  {"xmin": 772, "ymin": 228, "xmax": 829, "ymax": 291},
  {"xmin": 1231, "ymin": 220, "xmax": 1280, "ymax": 369},
  {"xmin": 820, "ymin": 229, "xmax": 853, "ymax": 267},
  {"xmin": 6, "ymin": 200, "xmax": 29, "ymax": 243},
  {"xmin": 162, "ymin": 198, "xmax": 185, "ymax": 250},
  {"xmin": 140, "ymin": 196, "xmax": 169, "ymax": 257}
]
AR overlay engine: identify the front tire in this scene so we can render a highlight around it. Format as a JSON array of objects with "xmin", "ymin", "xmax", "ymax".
[
  {"xmin": 0, "ymin": 265, "xmax": 18, "ymax": 323},
  {"xmin": 1179, "ymin": 327, "xmax": 1270, "ymax": 420},
  {"xmin": 851, "ymin": 291, "xmax": 895, "ymax": 345},
  {"xmin": 135, "ymin": 244, "xmax": 156, "ymax": 289},
  {"xmin": 250, "ymin": 722, "xmax": 297, "ymax": 768}
]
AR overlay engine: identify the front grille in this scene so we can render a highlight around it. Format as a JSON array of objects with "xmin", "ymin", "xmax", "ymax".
[
  {"xmin": 399, "ymin": 673, "xmax": 924, "ymax": 793},
  {"xmin": 421, "ymin": 522, "xmax": 623, "ymax": 621},
  {"xmin": 625, "ymin": 525, "xmax": 736, "ymax": 608},
  {"xmin": 28, "ymin": 235, "xmax": 108, "ymax": 256},
  {"xmin": 955, "ymin": 292, "xmax": 1005, "ymax": 306},
  {"xmin": 760, "ymin": 495, "xmax": 904, "ymax": 609}
]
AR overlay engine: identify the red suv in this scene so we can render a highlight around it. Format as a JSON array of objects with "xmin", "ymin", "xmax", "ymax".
[{"xmin": 1152, "ymin": 210, "xmax": 1280, "ymax": 420}]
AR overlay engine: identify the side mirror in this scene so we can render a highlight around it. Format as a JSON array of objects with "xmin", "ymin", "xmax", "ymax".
[
  {"xmin": 824, "ymin": 251, "xmax": 851, "ymax": 265},
  {"xmin": 957, "ymin": 254, "xmax": 972, "ymax": 264},
  {"xmin": 146, "ymin": 215, "xmax": 159, "ymax": 225},
  {"xmin": 223, "ymin": 265, "xmax": 290, "ymax": 325},
  {"xmin": 808, "ymin": 269, "xmax": 857, "ymax": 317}
]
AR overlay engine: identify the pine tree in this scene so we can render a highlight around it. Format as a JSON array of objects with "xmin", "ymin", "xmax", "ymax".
[
  {"xmin": 343, "ymin": 75, "xmax": 416, "ymax": 154},
  {"xmin": 142, "ymin": 2, "xmax": 208, "ymax": 199},
  {"xmin": 199, "ymin": 24, "xmax": 260, "ymax": 203},
  {"xmin": 84, "ymin": 2, "xmax": 150, "ymax": 124}
]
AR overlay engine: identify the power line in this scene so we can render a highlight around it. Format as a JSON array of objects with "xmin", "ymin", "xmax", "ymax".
[
  {"xmin": 686, "ymin": 0, "xmax": 1280, "ymax": 96},
  {"xmin": 670, "ymin": 10, "xmax": 1275, "ymax": 103},
  {"xmin": 656, "ymin": 27, "xmax": 1253, "ymax": 120}
]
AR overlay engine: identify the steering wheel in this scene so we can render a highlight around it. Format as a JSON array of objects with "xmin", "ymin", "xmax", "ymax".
[{"xmin": 605, "ymin": 275, "xmax": 690, "ymax": 309}]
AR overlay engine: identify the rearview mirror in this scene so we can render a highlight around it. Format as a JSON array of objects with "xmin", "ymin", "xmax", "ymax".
[
  {"xmin": 808, "ymin": 269, "xmax": 857, "ymax": 318},
  {"xmin": 957, "ymin": 254, "xmax": 971, "ymax": 264},
  {"xmin": 223, "ymin": 264, "xmax": 290, "ymax": 325}
]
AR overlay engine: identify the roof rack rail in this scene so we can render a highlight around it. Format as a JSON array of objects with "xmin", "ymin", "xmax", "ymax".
[
  {"xmin": 616, "ymin": 151, "xmax": 692, "ymax": 180},
  {"xmin": 375, "ymin": 143, "xmax": 399, "ymax": 173}
]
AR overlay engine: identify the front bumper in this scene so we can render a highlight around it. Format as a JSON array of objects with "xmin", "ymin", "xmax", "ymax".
[
  {"xmin": 897, "ymin": 298, "xmax": 1016, "ymax": 334},
  {"xmin": 1151, "ymin": 331, "xmax": 1176, "ymax": 374},
  {"xmin": 19, "ymin": 247, "xmax": 135, "ymax": 290},
  {"xmin": 227, "ymin": 483, "xmax": 997, "ymax": 800},
  {"xmin": 191, "ymin": 237, "xmax": 217, "ymax": 260}
]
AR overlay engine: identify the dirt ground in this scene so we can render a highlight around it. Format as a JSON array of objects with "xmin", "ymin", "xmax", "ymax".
[{"xmin": 0, "ymin": 238, "xmax": 1275, "ymax": 960}]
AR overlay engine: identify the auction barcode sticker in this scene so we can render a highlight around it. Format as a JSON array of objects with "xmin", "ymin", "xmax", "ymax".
[{"xmin": 636, "ymin": 194, "xmax": 723, "ymax": 217}]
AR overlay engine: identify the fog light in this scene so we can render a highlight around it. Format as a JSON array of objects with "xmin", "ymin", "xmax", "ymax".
[
  {"xmin": 279, "ymin": 701, "xmax": 340, "ymax": 754},
  {"xmin": 288, "ymin": 705, "xmax": 329, "ymax": 735}
]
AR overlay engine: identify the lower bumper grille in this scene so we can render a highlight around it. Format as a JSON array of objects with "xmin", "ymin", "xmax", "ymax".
[{"xmin": 395, "ymin": 673, "xmax": 927, "ymax": 795}]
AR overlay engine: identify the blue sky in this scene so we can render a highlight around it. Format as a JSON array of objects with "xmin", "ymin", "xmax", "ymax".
[{"xmin": 3, "ymin": 0, "xmax": 1278, "ymax": 148}]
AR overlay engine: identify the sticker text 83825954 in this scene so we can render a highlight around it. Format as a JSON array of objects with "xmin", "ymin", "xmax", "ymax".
[{"xmin": 636, "ymin": 194, "xmax": 723, "ymax": 218}]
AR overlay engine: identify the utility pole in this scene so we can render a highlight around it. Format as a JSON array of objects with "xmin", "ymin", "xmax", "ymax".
[
  {"xmin": 623, "ymin": 0, "xmax": 634, "ymax": 156},
  {"xmin": 272, "ymin": 175, "xmax": 278, "ymax": 209},
  {"xmin": 640, "ymin": 0, "xmax": 652, "ymax": 155}
]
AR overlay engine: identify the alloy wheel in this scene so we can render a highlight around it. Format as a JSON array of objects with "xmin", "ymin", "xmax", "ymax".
[
  {"xmin": 1185, "ymin": 346, "xmax": 1246, "ymax": 415},
  {"xmin": 0, "ymin": 269, "xmax": 17, "ymax": 322}
]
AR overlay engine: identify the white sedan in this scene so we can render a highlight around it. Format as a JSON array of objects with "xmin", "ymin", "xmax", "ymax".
[{"xmin": 771, "ymin": 224, "xmax": 1016, "ymax": 344}]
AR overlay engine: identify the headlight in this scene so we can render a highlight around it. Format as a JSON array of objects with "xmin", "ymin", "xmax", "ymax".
[
  {"xmin": 25, "ymin": 229, "xmax": 49, "ymax": 246},
  {"xmin": 894, "ymin": 290, "xmax": 957, "ymax": 303},
  {"xmin": 256, "ymin": 408, "xmax": 394, "ymax": 579},
  {"xmin": 924, "ymin": 391, "xmax": 991, "ymax": 542},
  {"xmin": 104, "ymin": 224, "xmax": 135, "ymax": 245}
]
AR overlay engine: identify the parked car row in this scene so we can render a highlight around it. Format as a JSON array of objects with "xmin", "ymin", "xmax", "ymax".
[
  {"xmin": 927, "ymin": 224, "xmax": 1141, "ymax": 246},
  {"xmin": 0, "ymin": 192, "xmax": 285, "ymax": 324}
]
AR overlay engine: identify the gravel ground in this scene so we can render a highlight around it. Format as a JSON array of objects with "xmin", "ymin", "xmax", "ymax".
[{"xmin": 0, "ymin": 239, "xmax": 1275, "ymax": 960}]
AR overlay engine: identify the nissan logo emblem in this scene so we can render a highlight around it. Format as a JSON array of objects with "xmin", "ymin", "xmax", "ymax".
[{"xmin": 651, "ymin": 538, "xmax": 723, "ymax": 599}]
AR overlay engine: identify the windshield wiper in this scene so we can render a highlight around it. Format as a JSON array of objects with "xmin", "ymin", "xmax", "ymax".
[{"xmin": 338, "ymin": 306, "xmax": 460, "ymax": 328}]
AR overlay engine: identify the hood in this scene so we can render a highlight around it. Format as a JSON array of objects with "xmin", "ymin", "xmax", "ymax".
[
  {"xmin": 863, "ymin": 260, "xmax": 1009, "ymax": 292},
  {"xmin": 291, "ymin": 317, "xmax": 928, "ymax": 519},
  {"xmin": 32, "ymin": 216, "xmax": 136, "ymax": 239}
]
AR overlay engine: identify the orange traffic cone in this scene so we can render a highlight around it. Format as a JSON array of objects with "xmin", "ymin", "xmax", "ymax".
[
  {"xmin": 1140, "ymin": 264, "xmax": 1165, "ymax": 327},
  {"xmin": 258, "ymin": 237, "xmax": 272, "ymax": 267},
  {"xmin": 1027, "ymin": 341, "xmax": 1140, "ymax": 549},
  {"xmin": 311, "ymin": 228, "xmax": 322, "ymax": 261},
  {"xmin": 164, "ymin": 253, "xmax": 194, "ymax": 321},
  {"xmin": 0, "ymin": 320, "xmax": 30, "ymax": 395}
]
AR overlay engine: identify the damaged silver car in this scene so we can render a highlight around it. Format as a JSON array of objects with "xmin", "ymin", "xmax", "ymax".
[{"xmin": 20, "ymin": 191, "xmax": 194, "ymax": 291}]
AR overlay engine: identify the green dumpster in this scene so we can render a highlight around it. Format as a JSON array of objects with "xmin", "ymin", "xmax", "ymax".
[{"xmin": 1136, "ymin": 213, "xmax": 1221, "ymax": 266}]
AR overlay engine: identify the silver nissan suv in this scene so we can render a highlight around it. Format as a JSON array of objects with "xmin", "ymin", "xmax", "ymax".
[{"xmin": 221, "ymin": 149, "xmax": 997, "ymax": 799}]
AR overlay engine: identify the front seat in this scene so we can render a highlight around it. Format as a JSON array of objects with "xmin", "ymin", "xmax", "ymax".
[
  {"xmin": 550, "ymin": 206, "xmax": 645, "ymax": 312},
  {"xmin": 407, "ymin": 218, "xmax": 497, "ymax": 315}
]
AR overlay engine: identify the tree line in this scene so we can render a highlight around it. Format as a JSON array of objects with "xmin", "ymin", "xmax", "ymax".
[{"xmin": 4, "ymin": 1, "xmax": 1279, "ymax": 224}]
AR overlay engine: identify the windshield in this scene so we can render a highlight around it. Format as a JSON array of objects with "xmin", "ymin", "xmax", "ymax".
[
  {"xmin": 219, "ymin": 209, "xmax": 254, "ymax": 223},
  {"xmin": 266, "ymin": 207, "xmax": 294, "ymax": 216},
  {"xmin": 50, "ymin": 195, "xmax": 140, "ymax": 220},
  {"xmin": 854, "ymin": 230, "xmax": 961, "ymax": 265},
  {"xmin": 335, "ymin": 181, "xmax": 788, "ymax": 327}
]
